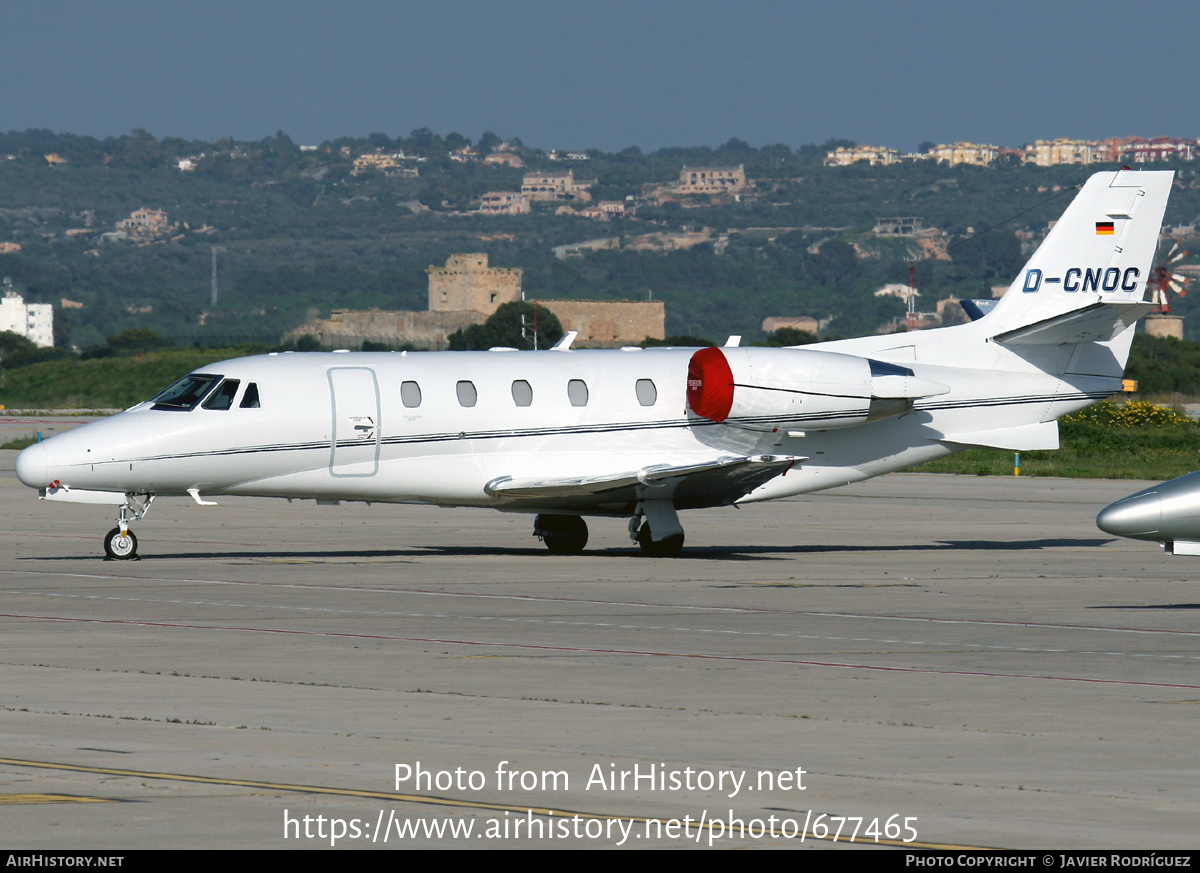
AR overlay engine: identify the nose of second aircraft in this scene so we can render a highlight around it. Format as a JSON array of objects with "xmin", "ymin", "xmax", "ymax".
[{"xmin": 1096, "ymin": 490, "xmax": 1161, "ymax": 539}]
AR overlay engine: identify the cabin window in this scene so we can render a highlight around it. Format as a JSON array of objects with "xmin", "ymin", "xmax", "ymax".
[
  {"xmin": 239, "ymin": 382, "xmax": 261, "ymax": 409},
  {"xmin": 456, "ymin": 380, "xmax": 477, "ymax": 407},
  {"xmin": 567, "ymin": 379, "xmax": 589, "ymax": 407},
  {"xmin": 511, "ymin": 380, "xmax": 533, "ymax": 407},
  {"xmin": 202, "ymin": 379, "xmax": 241, "ymax": 410},
  {"xmin": 401, "ymin": 380, "xmax": 422, "ymax": 408},
  {"xmin": 150, "ymin": 374, "xmax": 221, "ymax": 411},
  {"xmin": 635, "ymin": 379, "xmax": 657, "ymax": 406}
]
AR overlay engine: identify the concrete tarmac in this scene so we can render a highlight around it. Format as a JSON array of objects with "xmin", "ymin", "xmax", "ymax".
[{"xmin": 0, "ymin": 449, "xmax": 1196, "ymax": 849}]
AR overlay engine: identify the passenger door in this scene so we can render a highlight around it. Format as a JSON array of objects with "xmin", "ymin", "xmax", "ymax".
[{"xmin": 328, "ymin": 367, "xmax": 381, "ymax": 477}]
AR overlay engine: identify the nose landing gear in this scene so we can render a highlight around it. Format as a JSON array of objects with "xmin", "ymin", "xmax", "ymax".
[{"xmin": 103, "ymin": 494, "xmax": 154, "ymax": 561}]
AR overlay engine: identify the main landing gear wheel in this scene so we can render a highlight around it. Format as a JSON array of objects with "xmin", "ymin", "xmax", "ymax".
[
  {"xmin": 637, "ymin": 523, "xmax": 684, "ymax": 558},
  {"xmin": 534, "ymin": 514, "xmax": 589, "ymax": 555},
  {"xmin": 104, "ymin": 527, "xmax": 139, "ymax": 561}
]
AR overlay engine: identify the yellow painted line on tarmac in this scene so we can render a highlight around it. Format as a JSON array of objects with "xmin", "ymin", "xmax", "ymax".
[
  {"xmin": 454, "ymin": 654, "xmax": 511, "ymax": 659},
  {"xmin": 0, "ymin": 756, "xmax": 980, "ymax": 849},
  {"xmin": 0, "ymin": 793, "xmax": 112, "ymax": 804}
]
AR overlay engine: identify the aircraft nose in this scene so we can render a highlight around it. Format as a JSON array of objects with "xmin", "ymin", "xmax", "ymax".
[
  {"xmin": 15, "ymin": 440, "xmax": 49, "ymax": 489},
  {"xmin": 1097, "ymin": 491, "xmax": 1161, "ymax": 538}
]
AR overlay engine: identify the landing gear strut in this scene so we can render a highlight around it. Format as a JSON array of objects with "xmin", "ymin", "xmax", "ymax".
[
  {"xmin": 534, "ymin": 514, "xmax": 589, "ymax": 554},
  {"xmin": 630, "ymin": 499, "xmax": 685, "ymax": 558},
  {"xmin": 104, "ymin": 494, "xmax": 154, "ymax": 561}
]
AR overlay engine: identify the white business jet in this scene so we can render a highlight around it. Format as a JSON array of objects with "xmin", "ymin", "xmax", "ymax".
[{"xmin": 15, "ymin": 170, "xmax": 1173, "ymax": 559}]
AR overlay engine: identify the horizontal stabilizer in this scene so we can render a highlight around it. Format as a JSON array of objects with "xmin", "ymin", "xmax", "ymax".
[
  {"xmin": 938, "ymin": 420, "xmax": 1060, "ymax": 451},
  {"xmin": 485, "ymin": 454, "xmax": 803, "ymax": 503},
  {"xmin": 992, "ymin": 301, "xmax": 1153, "ymax": 346},
  {"xmin": 960, "ymin": 299, "xmax": 998, "ymax": 321}
]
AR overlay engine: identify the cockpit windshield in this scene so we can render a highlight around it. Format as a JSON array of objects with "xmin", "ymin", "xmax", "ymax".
[{"xmin": 150, "ymin": 374, "xmax": 222, "ymax": 411}]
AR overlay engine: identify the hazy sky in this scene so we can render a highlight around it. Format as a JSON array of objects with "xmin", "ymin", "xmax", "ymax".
[{"xmin": 3, "ymin": 0, "xmax": 1197, "ymax": 152}]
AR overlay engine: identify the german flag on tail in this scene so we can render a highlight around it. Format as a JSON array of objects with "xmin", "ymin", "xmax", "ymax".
[{"xmin": 1096, "ymin": 221, "xmax": 1115, "ymax": 235}]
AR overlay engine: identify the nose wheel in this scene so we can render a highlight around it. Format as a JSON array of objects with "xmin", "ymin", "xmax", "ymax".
[
  {"xmin": 102, "ymin": 494, "xmax": 153, "ymax": 560},
  {"xmin": 104, "ymin": 527, "xmax": 139, "ymax": 561}
]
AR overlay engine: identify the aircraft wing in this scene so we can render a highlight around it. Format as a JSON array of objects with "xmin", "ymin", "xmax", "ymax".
[{"xmin": 484, "ymin": 454, "xmax": 804, "ymax": 509}]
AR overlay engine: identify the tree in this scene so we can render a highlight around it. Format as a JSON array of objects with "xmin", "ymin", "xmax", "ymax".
[
  {"xmin": 447, "ymin": 302, "xmax": 563, "ymax": 350},
  {"xmin": 444, "ymin": 132, "xmax": 471, "ymax": 153},
  {"xmin": 0, "ymin": 330, "xmax": 41, "ymax": 367},
  {"xmin": 408, "ymin": 127, "xmax": 444, "ymax": 154},
  {"xmin": 52, "ymin": 305, "xmax": 70, "ymax": 348},
  {"xmin": 718, "ymin": 137, "xmax": 754, "ymax": 157},
  {"xmin": 760, "ymin": 327, "xmax": 816, "ymax": 346},
  {"xmin": 107, "ymin": 328, "xmax": 169, "ymax": 354},
  {"xmin": 808, "ymin": 239, "xmax": 857, "ymax": 284},
  {"xmin": 950, "ymin": 230, "xmax": 1023, "ymax": 281},
  {"xmin": 120, "ymin": 128, "xmax": 161, "ymax": 168}
]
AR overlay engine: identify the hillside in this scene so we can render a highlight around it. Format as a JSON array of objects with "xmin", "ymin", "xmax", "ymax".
[{"xmin": 3, "ymin": 129, "xmax": 1200, "ymax": 348}]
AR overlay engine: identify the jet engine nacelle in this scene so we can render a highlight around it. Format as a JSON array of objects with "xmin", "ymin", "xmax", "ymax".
[{"xmin": 685, "ymin": 346, "xmax": 950, "ymax": 431}]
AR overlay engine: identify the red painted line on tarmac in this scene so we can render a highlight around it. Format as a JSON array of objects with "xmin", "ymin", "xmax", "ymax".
[
  {"xmin": 3, "ymin": 611, "xmax": 1198, "ymax": 690},
  {"xmin": 790, "ymin": 609, "xmax": 1200, "ymax": 637}
]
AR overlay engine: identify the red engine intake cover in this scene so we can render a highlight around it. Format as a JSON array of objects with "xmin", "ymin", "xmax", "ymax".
[{"xmin": 686, "ymin": 347, "xmax": 735, "ymax": 422}]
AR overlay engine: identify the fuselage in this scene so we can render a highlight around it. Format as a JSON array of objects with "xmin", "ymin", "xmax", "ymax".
[{"xmin": 14, "ymin": 337, "xmax": 1119, "ymax": 516}]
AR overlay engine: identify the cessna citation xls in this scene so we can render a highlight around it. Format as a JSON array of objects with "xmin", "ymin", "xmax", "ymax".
[{"xmin": 14, "ymin": 170, "xmax": 1175, "ymax": 559}]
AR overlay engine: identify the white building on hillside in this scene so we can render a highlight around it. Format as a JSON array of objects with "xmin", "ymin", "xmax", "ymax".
[{"xmin": 0, "ymin": 290, "xmax": 54, "ymax": 347}]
